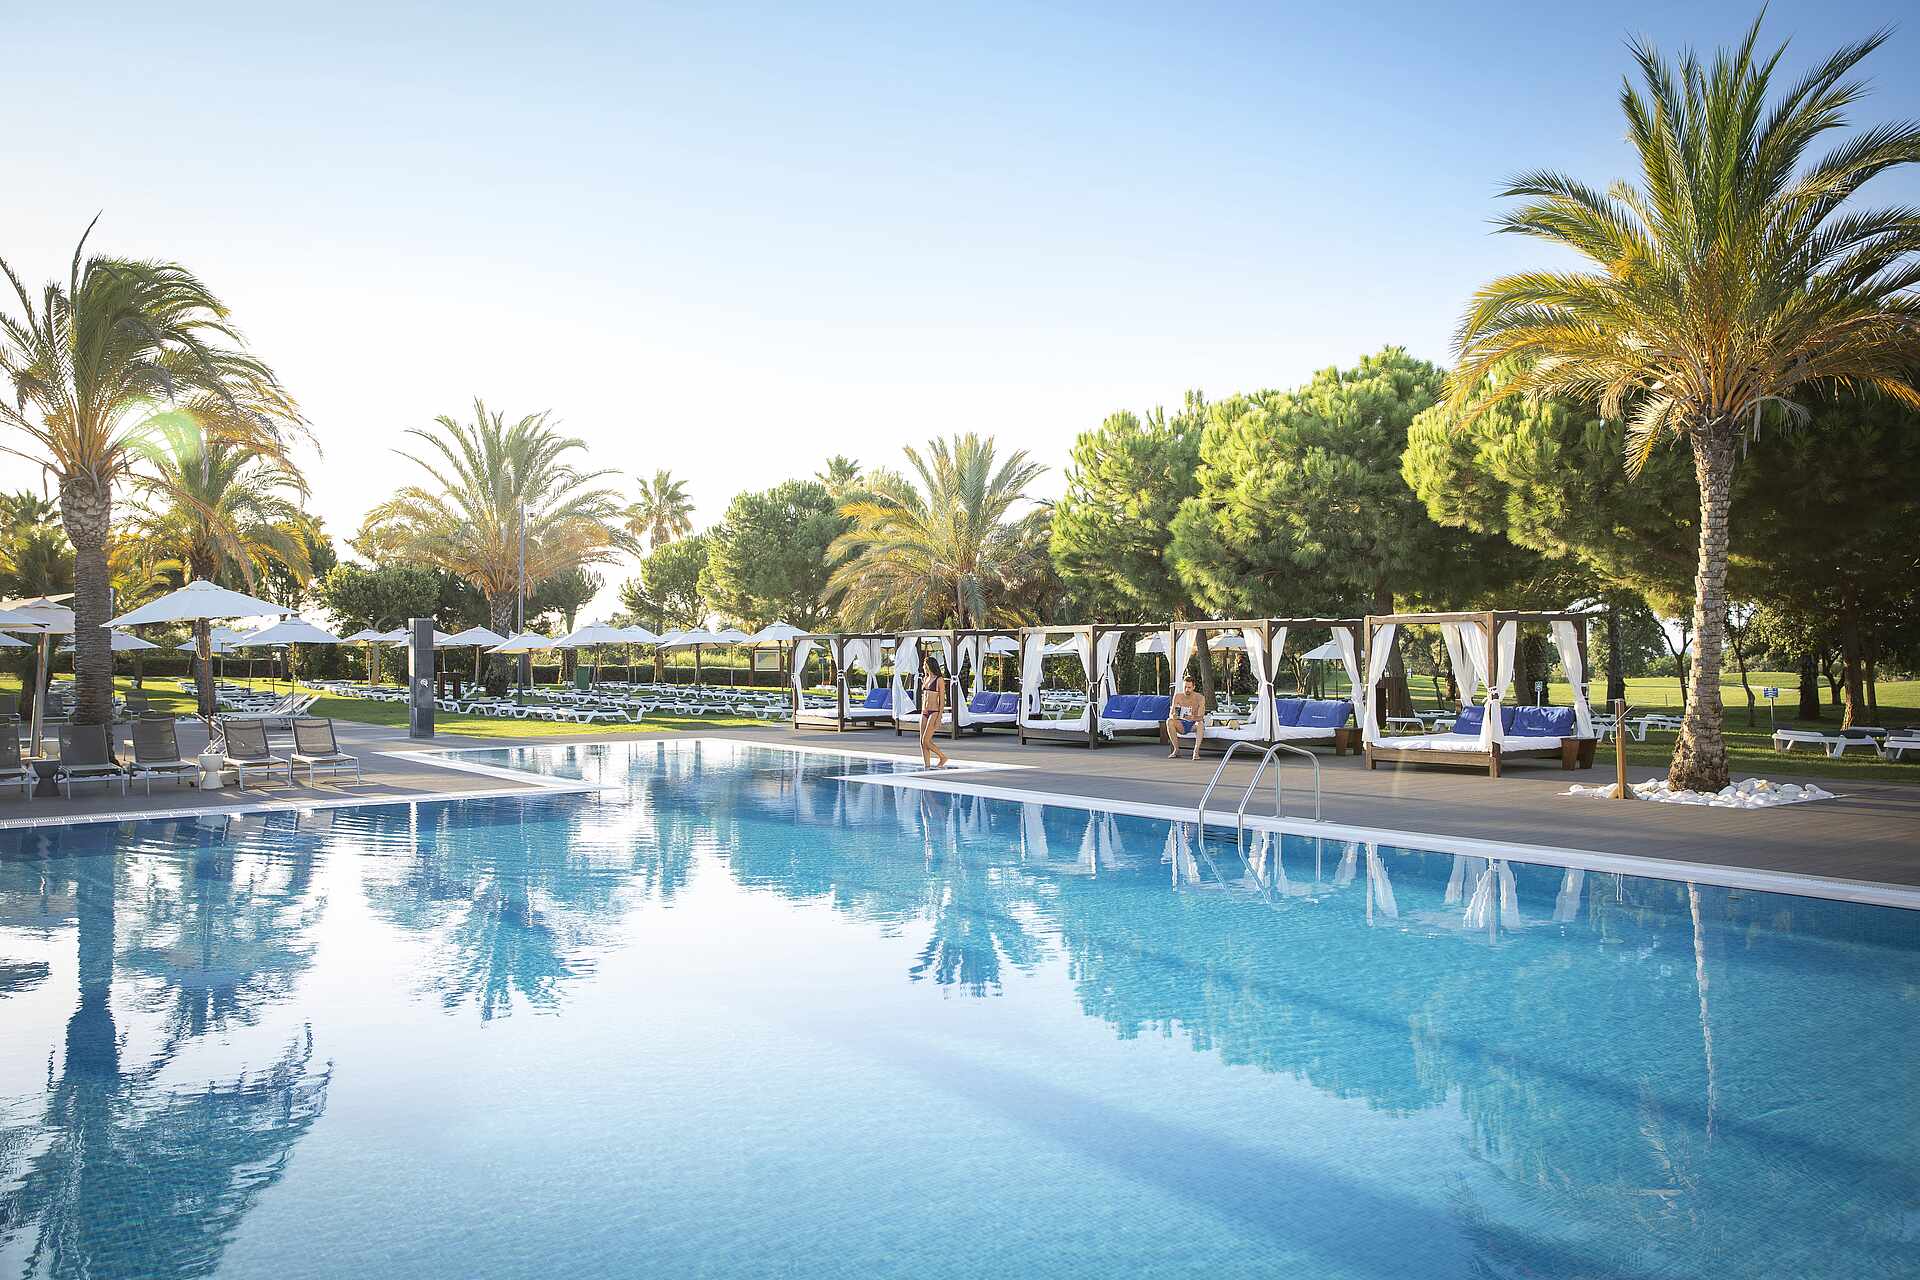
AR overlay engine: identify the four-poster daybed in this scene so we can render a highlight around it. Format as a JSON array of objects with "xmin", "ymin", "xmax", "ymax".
[
  {"xmin": 1360, "ymin": 610, "xmax": 1600, "ymax": 777},
  {"xmin": 787, "ymin": 632, "xmax": 899, "ymax": 732},
  {"xmin": 1165, "ymin": 618, "xmax": 1367, "ymax": 755},
  {"xmin": 1015, "ymin": 623, "xmax": 1171, "ymax": 747},
  {"xmin": 891, "ymin": 628, "xmax": 1024, "ymax": 738}
]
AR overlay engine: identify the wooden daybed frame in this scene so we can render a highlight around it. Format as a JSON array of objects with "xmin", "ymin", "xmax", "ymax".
[
  {"xmin": 1167, "ymin": 617, "xmax": 1367, "ymax": 756},
  {"xmin": 787, "ymin": 632, "xmax": 898, "ymax": 732},
  {"xmin": 1361, "ymin": 610, "xmax": 1601, "ymax": 777},
  {"xmin": 890, "ymin": 627, "xmax": 1024, "ymax": 739},
  {"xmin": 1015, "ymin": 622, "xmax": 1171, "ymax": 748}
]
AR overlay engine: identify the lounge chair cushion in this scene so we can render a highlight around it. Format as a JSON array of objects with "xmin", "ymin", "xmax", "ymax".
[
  {"xmin": 1454, "ymin": 705, "xmax": 1486, "ymax": 735},
  {"xmin": 1134, "ymin": 695, "xmax": 1171, "ymax": 722},
  {"xmin": 861, "ymin": 686, "xmax": 892, "ymax": 709},
  {"xmin": 1100, "ymin": 694, "xmax": 1139, "ymax": 719},
  {"xmin": 1273, "ymin": 697, "xmax": 1306, "ymax": 727},
  {"xmin": 1511, "ymin": 705, "xmax": 1576, "ymax": 737},
  {"xmin": 1297, "ymin": 699, "xmax": 1352, "ymax": 729},
  {"xmin": 967, "ymin": 691, "xmax": 998, "ymax": 714},
  {"xmin": 994, "ymin": 692, "xmax": 1019, "ymax": 714}
]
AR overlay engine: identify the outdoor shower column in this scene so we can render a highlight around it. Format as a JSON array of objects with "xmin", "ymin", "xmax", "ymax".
[{"xmin": 409, "ymin": 617, "xmax": 436, "ymax": 739}]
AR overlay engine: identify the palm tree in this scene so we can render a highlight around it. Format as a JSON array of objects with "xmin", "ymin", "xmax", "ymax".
[
  {"xmin": 1448, "ymin": 19, "xmax": 1920, "ymax": 791},
  {"xmin": 125, "ymin": 418, "xmax": 316, "ymax": 716},
  {"xmin": 0, "ymin": 220, "xmax": 302, "ymax": 725},
  {"xmin": 365, "ymin": 400, "xmax": 630, "ymax": 647},
  {"xmin": 626, "ymin": 469, "xmax": 694, "ymax": 550},
  {"xmin": 828, "ymin": 433, "xmax": 1048, "ymax": 629},
  {"xmin": 815, "ymin": 454, "xmax": 862, "ymax": 497}
]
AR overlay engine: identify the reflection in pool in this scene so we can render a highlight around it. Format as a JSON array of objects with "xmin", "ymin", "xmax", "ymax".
[{"xmin": 1, "ymin": 739, "xmax": 1915, "ymax": 1278}]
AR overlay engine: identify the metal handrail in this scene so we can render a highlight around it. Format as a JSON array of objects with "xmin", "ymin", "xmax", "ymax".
[
  {"xmin": 1234, "ymin": 742, "xmax": 1323, "ymax": 843},
  {"xmin": 1194, "ymin": 740, "xmax": 1258, "ymax": 835}
]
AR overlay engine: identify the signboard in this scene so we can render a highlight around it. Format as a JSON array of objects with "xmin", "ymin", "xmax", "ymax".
[
  {"xmin": 752, "ymin": 650, "xmax": 782, "ymax": 673},
  {"xmin": 1762, "ymin": 686, "xmax": 1780, "ymax": 699}
]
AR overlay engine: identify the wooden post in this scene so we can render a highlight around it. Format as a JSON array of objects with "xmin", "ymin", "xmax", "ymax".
[{"xmin": 1614, "ymin": 697, "xmax": 1630, "ymax": 799}]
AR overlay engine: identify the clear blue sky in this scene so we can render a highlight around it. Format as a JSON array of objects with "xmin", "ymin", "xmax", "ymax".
[{"xmin": 8, "ymin": 1, "xmax": 1918, "ymax": 614}]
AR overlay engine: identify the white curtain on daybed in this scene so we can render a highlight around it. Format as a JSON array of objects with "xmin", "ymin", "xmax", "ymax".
[
  {"xmin": 1019, "ymin": 632, "xmax": 1090, "ymax": 730},
  {"xmin": 891, "ymin": 635, "xmax": 921, "ymax": 713},
  {"xmin": 1550, "ymin": 620, "xmax": 1596, "ymax": 737},
  {"xmin": 791, "ymin": 638, "xmax": 817, "ymax": 705},
  {"xmin": 1353, "ymin": 625, "xmax": 1395, "ymax": 745},
  {"xmin": 1441, "ymin": 622, "xmax": 1502, "ymax": 748},
  {"xmin": 1334, "ymin": 627, "xmax": 1366, "ymax": 741}
]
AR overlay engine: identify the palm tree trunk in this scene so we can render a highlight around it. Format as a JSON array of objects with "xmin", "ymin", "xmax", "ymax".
[
  {"xmin": 1669, "ymin": 429, "xmax": 1735, "ymax": 792},
  {"xmin": 58, "ymin": 476, "xmax": 115, "ymax": 726}
]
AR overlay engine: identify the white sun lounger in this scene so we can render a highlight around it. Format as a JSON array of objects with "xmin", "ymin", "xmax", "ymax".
[{"xmin": 1772, "ymin": 728, "xmax": 1876, "ymax": 758}]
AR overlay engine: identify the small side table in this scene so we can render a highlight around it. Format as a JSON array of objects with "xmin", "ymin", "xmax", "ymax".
[
  {"xmin": 198, "ymin": 750, "xmax": 228, "ymax": 790},
  {"xmin": 1332, "ymin": 727, "xmax": 1361, "ymax": 756},
  {"xmin": 29, "ymin": 759, "xmax": 59, "ymax": 799}
]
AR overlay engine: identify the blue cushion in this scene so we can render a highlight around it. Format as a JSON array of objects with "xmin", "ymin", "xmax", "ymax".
[
  {"xmin": 994, "ymin": 691, "xmax": 1019, "ymax": 714},
  {"xmin": 1500, "ymin": 704, "xmax": 1518, "ymax": 732},
  {"xmin": 967, "ymin": 691, "xmax": 997, "ymax": 714},
  {"xmin": 1512, "ymin": 705, "xmax": 1575, "ymax": 736},
  {"xmin": 1273, "ymin": 697, "xmax": 1306, "ymax": 727},
  {"xmin": 1135, "ymin": 695, "xmax": 1172, "ymax": 722},
  {"xmin": 1297, "ymin": 699, "xmax": 1352, "ymax": 729},
  {"xmin": 1100, "ymin": 694, "xmax": 1140, "ymax": 719},
  {"xmin": 1452, "ymin": 705, "xmax": 1485, "ymax": 735},
  {"xmin": 862, "ymin": 686, "xmax": 892, "ymax": 709}
]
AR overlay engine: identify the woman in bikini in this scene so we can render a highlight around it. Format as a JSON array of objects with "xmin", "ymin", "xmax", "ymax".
[{"xmin": 918, "ymin": 653, "xmax": 952, "ymax": 769}]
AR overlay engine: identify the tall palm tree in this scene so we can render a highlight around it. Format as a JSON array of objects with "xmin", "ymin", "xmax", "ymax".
[
  {"xmin": 126, "ymin": 418, "xmax": 317, "ymax": 715},
  {"xmin": 365, "ymin": 400, "xmax": 630, "ymax": 645},
  {"xmin": 626, "ymin": 469, "xmax": 694, "ymax": 550},
  {"xmin": 828, "ymin": 433, "xmax": 1048, "ymax": 629},
  {"xmin": 1448, "ymin": 19, "xmax": 1920, "ymax": 791},
  {"xmin": 0, "ymin": 220, "xmax": 302, "ymax": 725}
]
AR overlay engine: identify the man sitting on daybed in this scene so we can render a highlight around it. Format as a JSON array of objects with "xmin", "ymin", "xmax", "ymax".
[{"xmin": 1163, "ymin": 677, "xmax": 1207, "ymax": 760}]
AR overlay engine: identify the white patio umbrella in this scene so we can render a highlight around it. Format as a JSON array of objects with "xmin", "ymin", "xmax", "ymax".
[
  {"xmin": 107, "ymin": 581, "xmax": 291, "ymax": 723},
  {"xmin": 662, "ymin": 627, "xmax": 730, "ymax": 685},
  {"xmin": 747, "ymin": 621, "xmax": 805, "ymax": 644},
  {"xmin": 554, "ymin": 621, "xmax": 629, "ymax": 685},
  {"xmin": 443, "ymin": 626, "xmax": 508, "ymax": 686},
  {"xmin": 236, "ymin": 618, "xmax": 344, "ymax": 646},
  {"xmin": 106, "ymin": 580, "xmax": 288, "ymax": 628},
  {"xmin": 0, "ymin": 598, "xmax": 74, "ymax": 749},
  {"xmin": 339, "ymin": 628, "xmax": 391, "ymax": 685},
  {"xmin": 490, "ymin": 631, "xmax": 556, "ymax": 653},
  {"xmin": 235, "ymin": 618, "xmax": 344, "ymax": 693},
  {"xmin": 746, "ymin": 621, "xmax": 805, "ymax": 686},
  {"xmin": 616, "ymin": 625, "xmax": 661, "ymax": 644}
]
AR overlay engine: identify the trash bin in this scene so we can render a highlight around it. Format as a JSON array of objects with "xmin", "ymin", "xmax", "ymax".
[{"xmin": 573, "ymin": 668, "xmax": 590, "ymax": 691}]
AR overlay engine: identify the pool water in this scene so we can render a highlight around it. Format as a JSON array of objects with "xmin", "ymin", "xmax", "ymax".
[{"xmin": 1, "ymin": 739, "xmax": 1915, "ymax": 1278}]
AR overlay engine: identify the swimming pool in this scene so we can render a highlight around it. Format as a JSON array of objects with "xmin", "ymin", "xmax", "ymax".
[{"xmin": 1, "ymin": 739, "xmax": 1915, "ymax": 1278}]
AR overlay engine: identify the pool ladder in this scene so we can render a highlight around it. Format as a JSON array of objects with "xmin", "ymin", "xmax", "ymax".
[{"xmin": 1194, "ymin": 741, "xmax": 1323, "ymax": 845}]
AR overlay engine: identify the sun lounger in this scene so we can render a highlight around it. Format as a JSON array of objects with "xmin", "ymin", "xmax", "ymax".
[
  {"xmin": 0, "ymin": 731, "xmax": 33, "ymax": 800},
  {"xmin": 290, "ymin": 718, "xmax": 362, "ymax": 785},
  {"xmin": 1772, "ymin": 728, "xmax": 1877, "ymax": 757},
  {"xmin": 220, "ymin": 718, "xmax": 294, "ymax": 789},
  {"xmin": 1882, "ymin": 733, "xmax": 1920, "ymax": 761},
  {"xmin": 129, "ymin": 718, "xmax": 200, "ymax": 793},
  {"xmin": 54, "ymin": 724, "xmax": 129, "ymax": 798}
]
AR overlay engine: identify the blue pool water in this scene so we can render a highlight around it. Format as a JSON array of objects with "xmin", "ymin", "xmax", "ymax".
[{"xmin": 1, "ymin": 739, "xmax": 1916, "ymax": 1278}]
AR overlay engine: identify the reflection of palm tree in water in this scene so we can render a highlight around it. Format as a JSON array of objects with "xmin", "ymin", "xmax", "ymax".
[
  {"xmin": 908, "ymin": 791, "xmax": 1043, "ymax": 997},
  {"xmin": 117, "ymin": 817, "xmax": 326, "ymax": 1059},
  {"xmin": 359, "ymin": 797, "xmax": 636, "ymax": 1020},
  {"xmin": 0, "ymin": 846, "xmax": 331, "ymax": 1279}
]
